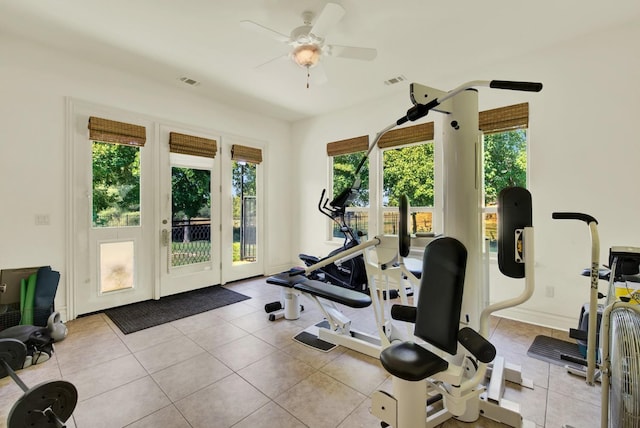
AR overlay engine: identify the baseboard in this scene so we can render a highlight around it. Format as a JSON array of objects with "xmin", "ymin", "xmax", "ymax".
[
  {"xmin": 57, "ymin": 306, "xmax": 70, "ymax": 323},
  {"xmin": 492, "ymin": 306, "xmax": 576, "ymax": 331},
  {"xmin": 266, "ymin": 263, "xmax": 298, "ymax": 277}
]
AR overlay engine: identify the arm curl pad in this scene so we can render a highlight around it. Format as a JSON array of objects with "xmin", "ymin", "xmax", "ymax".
[
  {"xmin": 458, "ymin": 327, "xmax": 496, "ymax": 364},
  {"xmin": 390, "ymin": 304, "xmax": 417, "ymax": 323}
]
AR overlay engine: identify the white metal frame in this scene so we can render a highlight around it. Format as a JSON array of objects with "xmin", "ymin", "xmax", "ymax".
[{"xmin": 368, "ymin": 79, "xmax": 542, "ymax": 427}]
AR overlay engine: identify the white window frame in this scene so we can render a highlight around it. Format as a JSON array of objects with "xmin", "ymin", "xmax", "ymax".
[{"xmin": 481, "ymin": 128, "xmax": 529, "ymax": 257}]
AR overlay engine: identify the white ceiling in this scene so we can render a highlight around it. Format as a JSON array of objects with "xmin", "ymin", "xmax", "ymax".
[{"xmin": 2, "ymin": 0, "xmax": 639, "ymax": 122}]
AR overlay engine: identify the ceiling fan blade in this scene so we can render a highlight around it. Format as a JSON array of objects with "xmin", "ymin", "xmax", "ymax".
[
  {"xmin": 310, "ymin": 3, "xmax": 345, "ymax": 38},
  {"xmin": 328, "ymin": 45, "xmax": 377, "ymax": 61},
  {"xmin": 240, "ymin": 20, "xmax": 290, "ymax": 43},
  {"xmin": 254, "ymin": 53, "xmax": 289, "ymax": 69}
]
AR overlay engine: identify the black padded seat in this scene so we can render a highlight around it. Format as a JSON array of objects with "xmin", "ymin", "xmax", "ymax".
[
  {"xmin": 294, "ymin": 279, "xmax": 372, "ymax": 308},
  {"xmin": 380, "ymin": 237, "xmax": 467, "ymax": 382},
  {"xmin": 380, "ymin": 341, "xmax": 448, "ymax": 381},
  {"xmin": 266, "ymin": 272, "xmax": 308, "ymax": 288}
]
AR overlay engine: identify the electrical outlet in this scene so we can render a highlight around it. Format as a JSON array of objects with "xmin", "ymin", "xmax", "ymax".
[
  {"xmin": 545, "ymin": 286, "xmax": 554, "ymax": 298},
  {"xmin": 35, "ymin": 214, "xmax": 50, "ymax": 225}
]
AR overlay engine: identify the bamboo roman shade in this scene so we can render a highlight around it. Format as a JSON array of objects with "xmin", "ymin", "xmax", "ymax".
[
  {"xmin": 88, "ymin": 116, "xmax": 146, "ymax": 147},
  {"xmin": 231, "ymin": 144, "xmax": 263, "ymax": 164},
  {"xmin": 479, "ymin": 102, "xmax": 529, "ymax": 134},
  {"xmin": 326, "ymin": 135, "xmax": 369, "ymax": 157},
  {"xmin": 169, "ymin": 132, "xmax": 217, "ymax": 158},
  {"xmin": 377, "ymin": 122, "xmax": 434, "ymax": 149}
]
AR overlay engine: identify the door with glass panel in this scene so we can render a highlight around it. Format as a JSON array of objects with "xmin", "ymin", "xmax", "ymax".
[
  {"xmin": 159, "ymin": 128, "xmax": 221, "ymax": 296},
  {"xmin": 221, "ymin": 143, "xmax": 263, "ymax": 283},
  {"xmin": 73, "ymin": 114, "xmax": 154, "ymax": 316}
]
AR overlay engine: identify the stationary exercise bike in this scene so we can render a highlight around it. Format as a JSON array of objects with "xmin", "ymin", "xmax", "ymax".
[{"xmin": 297, "ymin": 188, "xmax": 368, "ymax": 294}]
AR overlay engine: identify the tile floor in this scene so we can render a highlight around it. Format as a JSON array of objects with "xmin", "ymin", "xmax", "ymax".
[{"xmin": 0, "ymin": 276, "xmax": 602, "ymax": 428}]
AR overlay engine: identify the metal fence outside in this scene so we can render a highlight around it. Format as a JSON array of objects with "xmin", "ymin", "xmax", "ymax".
[{"xmin": 171, "ymin": 218, "xmax": 211, "ymax": 266}]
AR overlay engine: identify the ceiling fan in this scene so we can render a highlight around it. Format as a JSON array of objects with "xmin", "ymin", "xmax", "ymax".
[{"xmin": 240, "ymin": 2, "xmax": 377, "ymax": 87}]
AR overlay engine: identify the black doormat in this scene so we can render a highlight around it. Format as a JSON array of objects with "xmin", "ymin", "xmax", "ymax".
[
  {"xmin": 104, "ymin": 286, "xmax": 250, "ymax": 334},
  {"xmin": 527, "ymin": 335, "xmax": 585, "ymax": 369}
]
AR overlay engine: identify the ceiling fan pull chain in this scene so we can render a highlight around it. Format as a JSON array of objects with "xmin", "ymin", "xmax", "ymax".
[{"xmin": 306, "ymin": 67, "xmax": 311, "ymax": 89}]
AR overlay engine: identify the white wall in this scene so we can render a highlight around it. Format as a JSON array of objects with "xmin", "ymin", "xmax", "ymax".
[
  {"xmin": 291, "ymin": 19, "xmax": 640, "ymax": 330},
  {"xmin": 2, "ymin": 18, "xmax": 638, "ymax": 330},
  {"xmin": 0, "ymin": 36, "xmax": 292, "ymax": 318}
]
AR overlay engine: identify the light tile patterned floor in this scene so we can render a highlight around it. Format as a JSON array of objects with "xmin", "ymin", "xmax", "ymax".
[{"xmin": 0, "ymin": 276, "xmax": 602, "ymax": 428}]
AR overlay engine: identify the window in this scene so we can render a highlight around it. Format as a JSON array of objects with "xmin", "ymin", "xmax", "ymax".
[
  {"xmin": 231, "ymin": 144, "xmax": 262, "ymax": 264},
  {"xmin": 89, "ymin": 116, "xmax": 146, "ymax": 228},
  {"xmin": 480, "ymin": 103, "xmax": 529, "ymax": 252},
  {"xmin": 378, "ymin": 122, "xmax": 435, "ymax": 236},
  {"xmin": 171, "ymin": 166, "xmax": 211, "ymax": 266},
  {"xmin": 92, "ymin": 141, "xmax": 141, "ymax": 227},
  {"xmin": 326, "ymin": 103, "xmax": 527, "ymax": 246},
  {"xmin": 381, "ymin": 142, "xmax": 435, "ymax": 235},
  {"xmin": 232, "ymin": 161, "xmax": 257, "ymax": 263},
  {"xmin": 168, "ymin": 132, "xmax": 217, "ymax": 267},
  {"xmin": 328, "ymin": 136, "xmax": 369, "ymax": 239},
  {"xmin": 331, "ymin": 152, "xmax": 369, "ymax": 238}
]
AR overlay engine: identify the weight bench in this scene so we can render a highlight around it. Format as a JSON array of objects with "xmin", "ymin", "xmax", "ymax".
[{"xmin": 266, "ymin": 271, "xmax": 393, "ymax": 357}]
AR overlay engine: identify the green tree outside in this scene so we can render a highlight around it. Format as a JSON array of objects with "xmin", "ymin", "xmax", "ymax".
[
  {"xmin": 332, "ymin": 152, "xmax": 369, "ymax": 206},
  {"xmin": 172, "ymin": 167, "xmax": 211, "ymax": 219},
  {"xmin": 483, "ymin": 129, "xmax": 527, "ymax": 205},
  {"xmin": 232, "ymin": 161, "xmax": 256, "ymax": 220},
  {"xmin": 92, "ymin": 141, "xmax": 140, "ymax": 226},
  {"xmin": 382, "ymin": 143, "xmax": 435, "ymax": 207}
]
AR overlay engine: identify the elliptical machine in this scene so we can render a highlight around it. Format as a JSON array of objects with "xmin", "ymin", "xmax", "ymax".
[{"xmin": 297, "ymin": 188, "xmax": 369, "ymax": 294}]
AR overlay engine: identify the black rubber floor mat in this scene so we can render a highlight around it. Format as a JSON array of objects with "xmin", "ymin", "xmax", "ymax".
[
  {"xmin": 527, "ymin": 335, "xmax": 585, "ymax": 368},
  {"xmin": 103, "ymin": 286, "xmax": 250, "ymax": 334},
  {"xmin": 293, "ymin": 320, "xmax": 337, "ymax": 352}
]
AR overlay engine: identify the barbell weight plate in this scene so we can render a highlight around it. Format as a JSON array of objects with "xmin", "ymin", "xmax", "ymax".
[
  {"xmin": 0, "ymin": 339, "xmax": 27, "ymax": 378},
  {"xmin": 8, "ymin": 380, "xmax": 78, "ymax": 427}
]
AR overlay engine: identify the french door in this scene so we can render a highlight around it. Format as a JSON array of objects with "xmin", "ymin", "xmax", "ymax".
[
  {"xmin": 158, "ymin": 126, "xmax": 221, "ymax": 296},
  {"xmin": 69, "ymin": 101, "xmax": 263, "ymax": 318},
  {"xmin": 70, "ymin": 104, "xmax": 155, "ymax": 316},
  {"xmin": 221, "ymin": 139, "xmax": 264, "ymax": 283}
]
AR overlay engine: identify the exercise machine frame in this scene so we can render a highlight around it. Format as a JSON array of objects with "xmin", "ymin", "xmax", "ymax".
[{"xmin": 367, "ymin": 79, "xmax": 542, "ymax": 427}]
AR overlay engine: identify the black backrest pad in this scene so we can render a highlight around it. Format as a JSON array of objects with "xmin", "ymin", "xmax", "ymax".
[
  {"xmin": 497, "ymin": 187, "xmax": 532, "ymax": 279},
  {"xmin": 414, "ymin": 237, "xmax": 467, "ymax": 355}
]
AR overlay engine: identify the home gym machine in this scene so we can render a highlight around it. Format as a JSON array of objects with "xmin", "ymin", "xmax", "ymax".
[
  {"xmin": 366, "ymin": 79, "xmax": 542, "ymax": 427},
  {"xmin": 372, "ymin": 186, "xmax": 535, "ymax": 428},
  {"xmin": 553, "ymin": 214, "xmax": 640, "ymax": 428}
]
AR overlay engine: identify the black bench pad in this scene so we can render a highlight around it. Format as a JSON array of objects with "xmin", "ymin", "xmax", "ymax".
[
  {"xmin": 294, "ymin": 279, "xmax": 372, "ymax": 308},
  {"xmin": 266, "ymin": 272, "xmax": 309, "ymax": 288},
  {"xmin": 380, "ymin": 341, "xmax": 449, "ymax": 381}
]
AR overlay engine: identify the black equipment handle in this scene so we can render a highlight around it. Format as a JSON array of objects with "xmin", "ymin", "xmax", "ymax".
[
  {"xmin": 552, "ymin": 212, "xmax": 598, "ymax": 225},
  {"xmin": 398, "ymin": 195, "xmax": 410, "ymax": 257},
  {"xmin": 458, "ymin": 327, "xmax": 497, "ymax": 364},
  {"xmin": 489, "ymin": 80, "xmax": 543, "ymax": 92}
]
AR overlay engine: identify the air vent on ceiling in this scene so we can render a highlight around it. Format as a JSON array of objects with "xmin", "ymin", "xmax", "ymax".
[
  {"xmin": 179, "ymin": 76, "xmax": 200, "ymax": 86},
  {"xmin": 384, "ymin": 75, "xmax": 407, "ymax": 86}
]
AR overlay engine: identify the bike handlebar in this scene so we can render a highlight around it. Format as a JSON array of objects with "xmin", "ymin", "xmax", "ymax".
[{"xmin": 552, "ymin": 212, "xmax": 598, "ymax": 225}]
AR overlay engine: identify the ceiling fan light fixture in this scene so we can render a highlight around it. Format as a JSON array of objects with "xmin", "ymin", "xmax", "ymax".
[{"xmin": 292, "ymin": 44, "xmax": 321, "ymax": 68}]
